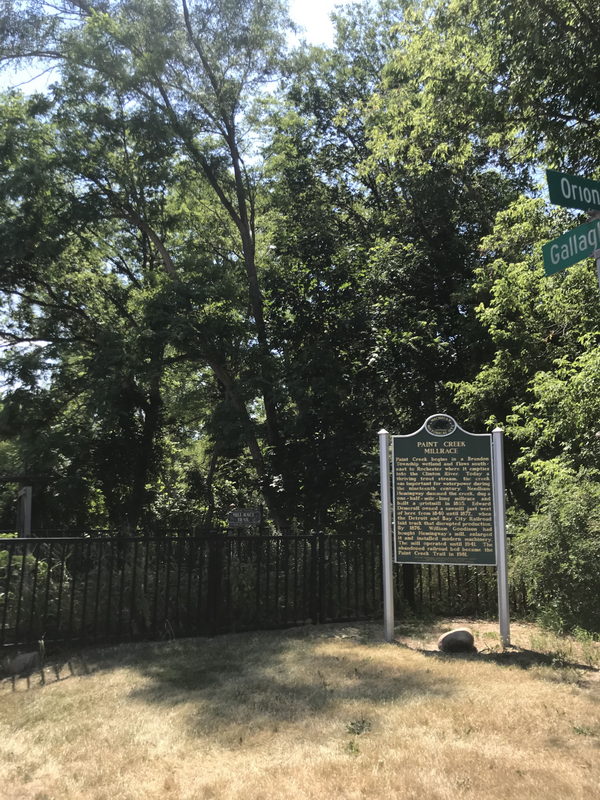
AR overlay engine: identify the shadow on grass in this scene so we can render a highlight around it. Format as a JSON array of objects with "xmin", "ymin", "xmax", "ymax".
[
  {"xmin": 399, "ymin": 641, "xmax": 600, "ymax": 676},
  {"xmin": 83, "ymin": 625, "xmax": 456, "ymax": 739},
  {"xmin": 1, "ymin": 656, "xmax": 91, "ymax": 693}
]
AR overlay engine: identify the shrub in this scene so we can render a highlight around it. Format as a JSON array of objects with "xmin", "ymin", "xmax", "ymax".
[{"xmin": 513, "ymin": 469, "xmax": 600, "ymax": 632}]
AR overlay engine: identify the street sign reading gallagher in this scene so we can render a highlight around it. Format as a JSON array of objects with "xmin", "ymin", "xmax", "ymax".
[{"xmin": 543, "ymin": 217, "xmax": 600, "ymax": 276}]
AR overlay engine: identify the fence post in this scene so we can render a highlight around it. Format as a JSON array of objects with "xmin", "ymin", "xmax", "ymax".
[
  {"xmin": 308, "ymin": 532, "xmax": 327, "ymax": 624},
  {"xmin": 318, "ymin": 530, "xmax": 327, "ymax": 623},
  {"xmin": 207, "ymin": 535, "xmax": 223, "ymax": 634},
  {"xmin": 17, "ymin": 486, "xmax": 32, "ymax": 538},
  {"xmin": 309, "ymin": 532, "xmax": 317, "ymax": 623}
]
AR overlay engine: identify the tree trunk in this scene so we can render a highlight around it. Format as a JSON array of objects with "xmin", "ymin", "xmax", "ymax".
[
  {"xmin": 126, "ymin": 345, "xmax": 164, "ymax": 533},
  {"xmin": 208, "ymin": 358, "xmax": 286, "ymax": 532}
]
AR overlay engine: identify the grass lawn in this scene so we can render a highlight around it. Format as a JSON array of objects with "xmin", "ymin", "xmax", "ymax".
[{"xmin": 1, "ymin": 619, "xmax": 599, "ymax": 799}]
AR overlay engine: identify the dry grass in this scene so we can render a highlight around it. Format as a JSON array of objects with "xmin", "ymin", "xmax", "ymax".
[{"xmin": 1, "ymin": 619, "xmax": 599, "ymax": 800}]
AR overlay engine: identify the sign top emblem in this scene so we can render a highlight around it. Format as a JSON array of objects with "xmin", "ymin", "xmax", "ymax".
[{"xmin": 424, "ymin": 414, "xmax": 456, "ymax": 437}]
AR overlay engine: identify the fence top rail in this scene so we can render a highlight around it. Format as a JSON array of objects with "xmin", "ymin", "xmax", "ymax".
[{"xmin": 0, "ymin": 532, "xmax": 381, "ymax": 544}]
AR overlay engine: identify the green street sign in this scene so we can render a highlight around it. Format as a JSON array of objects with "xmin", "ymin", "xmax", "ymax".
[
  {"xmin": 547, "ymin": 169, "xmax": 600, "ymax": 212},
  {"xmin": 542, "ymin": 217, "xmax": 600, "ymax": 276}
]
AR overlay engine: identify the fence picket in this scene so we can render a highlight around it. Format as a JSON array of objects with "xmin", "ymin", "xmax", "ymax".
[{"xmin": 0, "ymin": 532, "xmax": 522, "ymax": 650}]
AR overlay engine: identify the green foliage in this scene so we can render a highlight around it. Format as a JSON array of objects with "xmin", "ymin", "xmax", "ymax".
[
  {"xmin": 0, "ymin": 546, "xmax": 53, "ymax": 634},
  {"xmin": 1, "ymin": 0, "xmax": 600, "ymax": 650},
  {"xmin": 0, "ymin": 0, "xmax": 300, "ymax": 533},
  {"xmin": 451, "ymin": 195, "xmax": 600, "ymax": 505},
  {"xmin": 464, "ymin": 0, "xmax": 600, "ymax": 170},
  {"xmin": 512, "ymin": 467, "xmax": 600, "ymax": 632}
]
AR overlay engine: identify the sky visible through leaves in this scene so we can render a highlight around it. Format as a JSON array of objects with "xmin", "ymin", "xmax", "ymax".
[{"xmin": 0, "ymin": 0, "xmax": 356, "ymax": 93}]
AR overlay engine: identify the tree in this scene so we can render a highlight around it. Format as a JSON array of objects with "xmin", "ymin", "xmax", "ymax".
[
  {"xmin": 0, "ymin": 91, "xmax": 174, "ymax": 530},
  {"xmin": 0, "ymin": 0, "xmax": 295, "ymax": 528},
  {"xmin": 464, "ymin": 0, "xmax": 600, "ymax": 172},
  {"xmin": 365, "ymin": 0, "xmax": 600, "ymax": 173}
]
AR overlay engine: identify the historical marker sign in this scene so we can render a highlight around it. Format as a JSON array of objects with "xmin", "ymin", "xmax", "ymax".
[
  {"xmin": 392, "ymin": 414, "xmax": 495, "ymax": 565},
  {"xmin": 379, "ymin": 416, "xmax": 510, "ymax": 644},
  {"xmin": 546, "ymin": 169, "xmax": 600, "ymax": 213}
]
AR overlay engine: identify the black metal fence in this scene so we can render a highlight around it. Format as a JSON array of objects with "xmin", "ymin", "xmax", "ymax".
[{"xmin": 0, "ymin": 533, "xmax": 524, "ymax": 650}]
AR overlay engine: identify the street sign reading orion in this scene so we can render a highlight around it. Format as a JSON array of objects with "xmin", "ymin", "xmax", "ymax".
[
  {"xmin": 544, "ymin": 169, "xmax": 600, "ymax": 277},
  {"xmin": 547, "ymin": 169, "xmax": 600, "ymax": 213}
]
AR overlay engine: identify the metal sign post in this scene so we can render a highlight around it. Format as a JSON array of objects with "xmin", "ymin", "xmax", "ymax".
[
  {"xmin": 492, "ymin": 428, "xmax": 510, "ymax": 647},
  {"xmin": 378, "ymin": 429, "xmax": 395, "ymax": 643},
  {"xmin": 595, "ymin": 249, "xmax": 600, "ymax": 290}
]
